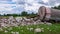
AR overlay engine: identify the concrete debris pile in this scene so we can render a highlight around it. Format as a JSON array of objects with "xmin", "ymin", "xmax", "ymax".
[
  {"xmin": 0, "ymin": 16, "xmax": 40, "ymax": 27},
  {"xmin": 0, "ymin": 16, "xmax": 52, "ymax": 28}
]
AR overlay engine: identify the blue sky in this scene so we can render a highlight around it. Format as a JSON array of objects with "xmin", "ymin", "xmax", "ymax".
[{"xmin": 0, "ymin": 0, "xmax": 60, "ymax": 15}]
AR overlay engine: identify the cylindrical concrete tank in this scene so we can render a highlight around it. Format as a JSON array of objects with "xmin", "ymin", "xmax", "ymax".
[{"xmin": 38, "ymin": 6, "xmax": 60, "ymax": 21}]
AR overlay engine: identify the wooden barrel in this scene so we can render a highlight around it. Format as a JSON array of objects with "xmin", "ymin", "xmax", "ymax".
[{"xmin": 38, "ymin": 6, "xmax": 60, "ymax": 21}]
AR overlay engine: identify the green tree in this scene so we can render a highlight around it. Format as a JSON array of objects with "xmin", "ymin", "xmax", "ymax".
[
  {"xmin": 21, "ymin": 11, "xmax": 28, "ymax": 16},
  {"xmin": 52, "ymin": 5, "xmax": 60, "ymax": 10}
]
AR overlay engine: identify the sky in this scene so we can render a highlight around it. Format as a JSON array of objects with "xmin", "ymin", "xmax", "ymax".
[{"xmin": 0, "ymin": 0, "xmax": 60, "ymax": 15}]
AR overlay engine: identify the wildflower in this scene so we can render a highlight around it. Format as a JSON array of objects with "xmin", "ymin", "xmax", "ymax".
[
  {"xmin": 4, "ymin": 30, "xmax": 8, "ymax": 33},
  {"xmin": 15, "ymin": 32, "xmax": 19, "ymax": 34},
  {"xmin": 21, "ymin": 30, "xmax": 23, "ymax": 32},
  {"xmin": 11, "ymin": 31, "xmax": 15, "ymax": 34},
  {"xmin": 8, "ymin": 27, "xmax": 12, "ymax": 31},
  {"xmin": 47, "ymin": 28, "xmax": 49, "ymax": 30},
  {"xmin": 41, "ymin": 28, "xmax": 44, "ymax": 30},
  {"xmin": 0, "ymin": 28, "xmax": 3, "ymax": 31},
  {"xmin": 42, "ymin": 30, "xmax": 44, "ymax": 32},
  {"xmin": 21, "ymin": 23, "xmax": 26, "ymax": 26},
  {"xmin": 49, "ymin": 30, "xmax": 51, "ymax": 31},
  {"xmin": 29, "ymin": 28, "xmax": 33, "ymax": 31},
  {"xmin": 27, "ymin": 28, "xmax": 29, "ymax": 30}
]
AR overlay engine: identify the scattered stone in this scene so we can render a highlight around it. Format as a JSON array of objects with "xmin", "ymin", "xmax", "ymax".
[
  {"xmin": 46, "ymin": 23, "xmax": 52, "ymax": 25},
  {"xmin": 34, "ymin": 28, "xmax": 42, "ymax": 32},
  {"xmin": 40, "ymin": 22, "xmax": 44, "ymax": 24}
]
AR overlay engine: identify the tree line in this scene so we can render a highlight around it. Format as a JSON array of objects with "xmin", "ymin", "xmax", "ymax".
[
  {"xmin": 0, "ymin": 11, "xmax": 37, "ymax": 17},
  {"xmin": 52, "ymin": 5, "xmax": 60, "ymax": 10}
]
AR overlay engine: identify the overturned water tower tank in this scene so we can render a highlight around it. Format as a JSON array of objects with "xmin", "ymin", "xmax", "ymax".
[{"xmin": 38, "ymin": 6, "xmax": 60, "ymax": 21}]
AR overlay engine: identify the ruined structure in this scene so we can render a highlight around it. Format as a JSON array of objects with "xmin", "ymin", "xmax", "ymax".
[{"xmin": 38, "ymin": 6, "xmax": 60, "ymax": 21}]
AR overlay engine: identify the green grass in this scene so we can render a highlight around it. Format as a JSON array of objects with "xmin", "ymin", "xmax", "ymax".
[{"xmin": 0, "ymin": 24, "xmax": 60, "ymax": 34}]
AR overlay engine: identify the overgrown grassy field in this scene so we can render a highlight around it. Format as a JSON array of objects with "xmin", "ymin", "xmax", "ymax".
[{"xmin": 0, "ymin": 24, "xmax": 60, "ymax": 34}]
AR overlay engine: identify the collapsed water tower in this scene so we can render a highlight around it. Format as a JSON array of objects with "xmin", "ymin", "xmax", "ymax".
[{"xmin": 38, "ymin": 6, "xmax": 60, "ymax": 22}]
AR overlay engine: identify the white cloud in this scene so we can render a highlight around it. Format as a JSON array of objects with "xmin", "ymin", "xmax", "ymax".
[
  {"xmin": 24, "ymin": 0, "xmax": 51, "ymax": 13},
  {"xmin": 0, "ymin": 0, "xmax": 59, "ymax": 15},
  {"xmin": 25, "ymin": 3, "xmax": 42, "ymax": 13},
  {"xmin": 0, "ymin": 3, "xmax": 25, "ymax": 14},
  {"xmin": 25, "ymin": 0, "xmax": 35, "ymax": 3},
  {"xmin": 12, "ymin": 0, "xmax": 17, "ymax": 2},
  {"xmin": 0, "ymin": 4, "xmax": 16, "ymax": 11},
  {"xmin": 55, "ymin": 3, "xmax": 60, "ymax": 6},
  {"xmin": 42, "ymin": 0, "xmax": 49, "ymax": 3}
]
